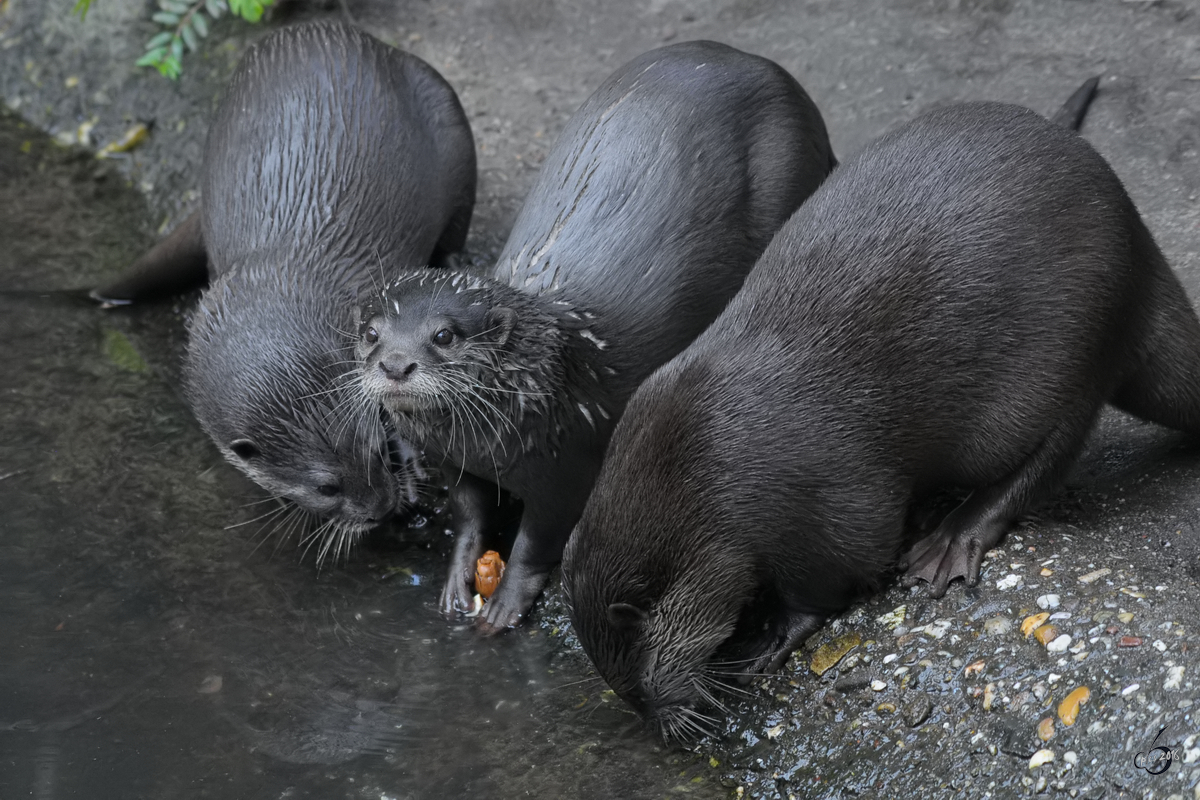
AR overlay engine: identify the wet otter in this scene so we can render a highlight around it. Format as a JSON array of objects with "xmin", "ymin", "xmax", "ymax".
[
  {"xmin": 561, "ymin": 86, "xmax": 1200, "ymax": 736},
  {"xmin": 354, "ymin": 40, "xmax": 837, "ymax": 632},
  {"xmin": 97, "ymin": 21, "xmax": 476, "ymax": 556}
]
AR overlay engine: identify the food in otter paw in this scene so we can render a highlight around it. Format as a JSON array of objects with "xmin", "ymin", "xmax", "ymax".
[{"xmin": 475, "ymin": 550, "xmax": 506, "ymax": 599}]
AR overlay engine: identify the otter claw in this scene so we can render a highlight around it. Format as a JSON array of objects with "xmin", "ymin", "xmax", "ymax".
[{"xmin": 901, "ymin": 532, "xmax": 982, "ymax": 598}]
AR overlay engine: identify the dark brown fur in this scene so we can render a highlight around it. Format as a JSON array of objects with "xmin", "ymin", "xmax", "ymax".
[
  {"xmin": 97, "ymin": 21, "xmax": 476, "ymax": 555},
  {"xmin": 354, "ymin": 40, "xmax": 836, "ymax": 631},
  {"xmin": 562, "ymin": 92, "xmax": 1200, "ymax": 737}
]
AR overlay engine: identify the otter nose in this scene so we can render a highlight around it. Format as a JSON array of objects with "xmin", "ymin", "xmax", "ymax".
[{"xmin": 378, "ymin": 359, "xmax": 418, "ymax": 381}]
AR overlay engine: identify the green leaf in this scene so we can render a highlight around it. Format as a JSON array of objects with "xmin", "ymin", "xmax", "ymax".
[
  {"xmin": 136, "ymin": 48, "xmax": 169, "ymax": 67},
  {"xmin": 181, "ymin": 23, "xmax": 199, "ymax": 52},
  {"xmin": 205, "ymin": 0, "xmax": 228, "ymax": 19},
  {"xmin": 145, "ymin": 31, "xmax": 174, "ymax": 50},
  {"xmin": 160, "ymin": 0, "xmax": 191, "ymax": 14},
  {"xmin": 102, "ymin": 329, "xmax": 150, "ymax": 374},
  {"xmin": 192, "ymin": 12, "xmax": 209, "ymax": 37},
  {"xmin": 151, "ymin": 12, "xmax": 181, "ymax": 25},
  {"xmin": 170, "ymin": 36, "xmax": 184, "ymax": 62},
  {"xmin": 71, "ymin": 0, "xmax": 94, "ymax": 20}
]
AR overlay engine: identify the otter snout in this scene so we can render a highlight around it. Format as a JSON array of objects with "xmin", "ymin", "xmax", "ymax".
[{"xmin": 378, "ymin": 357, "xmax": 419, "ymax": 382}]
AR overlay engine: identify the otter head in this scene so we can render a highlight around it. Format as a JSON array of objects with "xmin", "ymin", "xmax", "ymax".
[
  {"xmin": 562, "ymin": 374, "xmax": 769, "ymax": 740},
  {"xmin": 185, "ymin": 272, "xmax": 413, "ymax": 558},
  {"xmin": 354, "ymin": 271, "xmax": 519, "ymax": 415}
]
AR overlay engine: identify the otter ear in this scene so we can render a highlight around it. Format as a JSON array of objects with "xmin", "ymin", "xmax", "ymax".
[
  {"xmin": 486, "ymin": 306, "xmax": 517, "ymax": 346},
  {"xmin": 607, "ymin": 602, "xmax": 648, "ymax": 630}
]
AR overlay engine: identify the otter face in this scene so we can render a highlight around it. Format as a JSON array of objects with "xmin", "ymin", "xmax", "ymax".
[
  {"xmin": 563, "ymin": 525, "xmax": 757, "ymax": 740},
  {"xmin": 354, "ymin": 274, "xmax": 516, "ymax": 414},
  {"xmin": 185, "ymin": 277, "xmax": 414, "ymax": 561}
]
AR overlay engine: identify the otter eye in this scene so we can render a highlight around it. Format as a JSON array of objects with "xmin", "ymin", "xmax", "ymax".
[
  {"xmin": 364, "ymin": 326, "xmax": 379, "ymax": 344},
  {"xmin": 229, "ymin": 439, "xmax": 259, "ymax": 460},
  {"xmin": 317, "ymin": 483, "xmax": 341, "ymax": 497},
  {"xmin": 432, "ymin": 328, "xmax": 454, "ymax": 347}
]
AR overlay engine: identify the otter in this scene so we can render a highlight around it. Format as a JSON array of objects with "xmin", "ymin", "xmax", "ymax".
[
  {"xmin": 560, "ymin": 85, "xmax": 1200, "ymax": 737},
  {"xmin": 353, "ymin": 40, "xmax": 837, "ymax": 632},
  {"xmin": 95, "ymin": 21, "xmax": 476, "ymax": 557}
]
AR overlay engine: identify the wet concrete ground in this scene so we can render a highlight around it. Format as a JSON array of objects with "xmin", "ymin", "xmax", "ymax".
[{"xmin": 2, "ymin": 0, "xmax": 1200, "ymax": 798}]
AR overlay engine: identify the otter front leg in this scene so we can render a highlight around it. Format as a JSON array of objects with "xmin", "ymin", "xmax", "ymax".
[
  {"xmin": 477, "ymin": 501, "xmax": 580, "ymax": 634},
  {"xmin": 901, "ymin": 405, "xmax": 1099, "ymax": 597},
  {"xmin": 440, "ymin": 471, "xmax": 503, "ymax": 618}
]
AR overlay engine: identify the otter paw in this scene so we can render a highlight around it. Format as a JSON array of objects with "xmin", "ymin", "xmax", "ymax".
[
  {"xmin": 900, "ymin": 532, "xmax": 983, "ymax": 598},
  {"xmin": 439, "ymin": 575, "xmax": 476, "ymax": 619},
  {"xmin": 475, "ymin": 594, "xmax": 525, "ymax": 635}
]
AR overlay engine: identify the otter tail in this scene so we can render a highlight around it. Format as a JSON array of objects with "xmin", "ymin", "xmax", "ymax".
[
  {"xmin": 90, "ymin": 210, "xmax": 208, "ymax": 307},
  {"xmin": 1111, "ymin": 221, "xmax": 1200, "ymax": 436},
  {"xmin": 1048, "ymin": 76, "xmax": 1100, "ymax": 132}
]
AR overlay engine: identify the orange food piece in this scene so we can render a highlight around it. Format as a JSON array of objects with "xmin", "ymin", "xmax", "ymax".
[
  {"xmin": 1057, "ymin": 686, "xmax": 1091, "ymax": 726},
  {"xmin": 1021, "ymin": 612, "xmax": 1050, "ymax": 637},
  {"xmin": 475, "ymin": 550, "xmax": 506, "ymax": 599},
  {"xmin": 1033, "ymin": 624, "xmax": 1059, "ymax": 646},
  {"xmin": 1037, "ymin": 717, "xmax": 1055, "ymax": 741}
]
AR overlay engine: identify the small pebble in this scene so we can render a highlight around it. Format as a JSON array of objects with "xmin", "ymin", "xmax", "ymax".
[
  {"xmin": 1153, "ymin": 639, "xmax": 1167, "ymax": 652},
  {"xmin": 1029, "ymin": 749, "xmax": 1055, "ymax": 769},
  {"xmin": 1037, "ymin": 717, "xmax": 1055, "ymax": 741},
  {"xmin": 983, "ymin": 683, "xmax": 997, "ymax": 711},
  {"xmin": 964, "ymin": 659, "xmax": 986, "ymax": 677},
  {"xmin": 1118, "ymin": 636, "xmax": 1143, "ymax": 648},
  {"xmin": 997, "ymin": 574, "xmax": 1023, "ymax": 590},
  {"xmin": 1046, "ymin": 634, "xmax": 1072, "ymax": 653},
  {"xmin": 870, "ymin": 680, "xmax": 887, "ymax": 692},
  {"xmin": 1117, "ymin": 612, "xmax": 1134, "ymax": 623},
  {"xmin": 1040, "ymin": 568, "xmax": 1053, "ymax": 577},
  {"xmin": 876, "ymin": 606, "xmax": 907, "ymax": 629},
  {"xmin": 1037, "ymin": 594, "xmax": 1060, "ymax": 610},
  {"xmin": 984, "ymin": 615, "xmax": 1013, "ymax": 636},
  {"xmin": 1121, "ymin": 683, "xmax": 1140, "ymax": 696},
  {"xmin": 903, "ymin": 693, "xmax": 933, "ymax": 727},
  {"xmin": 1063, "ymin": 751, "xmax": 1077, "ymax": 767},
  {"xmin": 1077, "ymin": 568, "xmax": 1111, "ymax": 584},
  {"xmin": 1165, "ymin": 666, "xmax": 1185, "ymax": 690}
]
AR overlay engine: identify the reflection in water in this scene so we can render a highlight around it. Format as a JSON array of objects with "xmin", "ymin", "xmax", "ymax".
[{"xmin": 0, "ymin": 109, "xmax": 718, "ymax": 798}]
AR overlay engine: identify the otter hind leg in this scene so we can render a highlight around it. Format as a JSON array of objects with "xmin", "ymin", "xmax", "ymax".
[
  {"xmin": 1111, "ymin": 251, "xmax": 1200, "ymax": 436},
  {"xmin": 90, "ymin": 211, "xmax": 208, "ymax": 307},
  {"xmin": 901, "ymin": 402, "xmax": 1102, "ymax": 597}
]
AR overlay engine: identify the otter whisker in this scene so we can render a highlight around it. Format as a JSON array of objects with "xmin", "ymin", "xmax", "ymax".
[{"xmin": 225, "ymin": 498, "xmax": 291, "ymax": 530}]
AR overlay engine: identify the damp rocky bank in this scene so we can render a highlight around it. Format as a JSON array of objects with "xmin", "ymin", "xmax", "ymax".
[{"xmin": 3, "ymin": 0, "xmax": 1199, "ymax": 798}]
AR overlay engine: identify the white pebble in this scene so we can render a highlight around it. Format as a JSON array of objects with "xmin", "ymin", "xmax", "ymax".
[
  {"xmin": 870, "ymin": 680, "xmax": 887, "ymax": 692},
  {"xmin": 1121, "ymin": 683, "xmax": 1140, "ymax": 696},
  {"xmin": 1063, "ymin": 751, "xmax": 1077, "ymax": 767},
  {"xmin": 1028, "ymin": 749, "xmax": 1055, "ymax": 769},
  {"xmin": 1153, "ymin": 639, "xmax": 1167, "ymax": 652},
  {"xmin": 883, "ymin": 653, "xmax": 899, "ymax": 664},
  {"xmin": 1046, "ymin": 634, "xmax": 1072, "ymax": 653},
  {"xmin": 996, "ymin": 574, "xmax": 1022, "ymax": 590},
  {"xmin": 1165, "ymin": 666, "xmax": 1185, "ymax": 691},
  {"xmin": 1036, "ymin": 594, "xmax": 1061, "ymax": 610}
]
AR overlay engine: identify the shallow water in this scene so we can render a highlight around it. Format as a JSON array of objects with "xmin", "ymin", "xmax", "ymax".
[{"xmin": 0, "ymin": 109, "xmax": 720, "ymax": 799}]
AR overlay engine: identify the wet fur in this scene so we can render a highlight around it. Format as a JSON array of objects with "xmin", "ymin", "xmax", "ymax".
[
  {"xmin": 355, "ymin": 40, "xmax": 836, "ymax": 631},
  {"xmin": 163, "ymin": 21, "xmax": 475, "ymax": 553},
  {"xmin": 563, "ymin": 95, "xmax": 1200, "ymax": 735}
]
